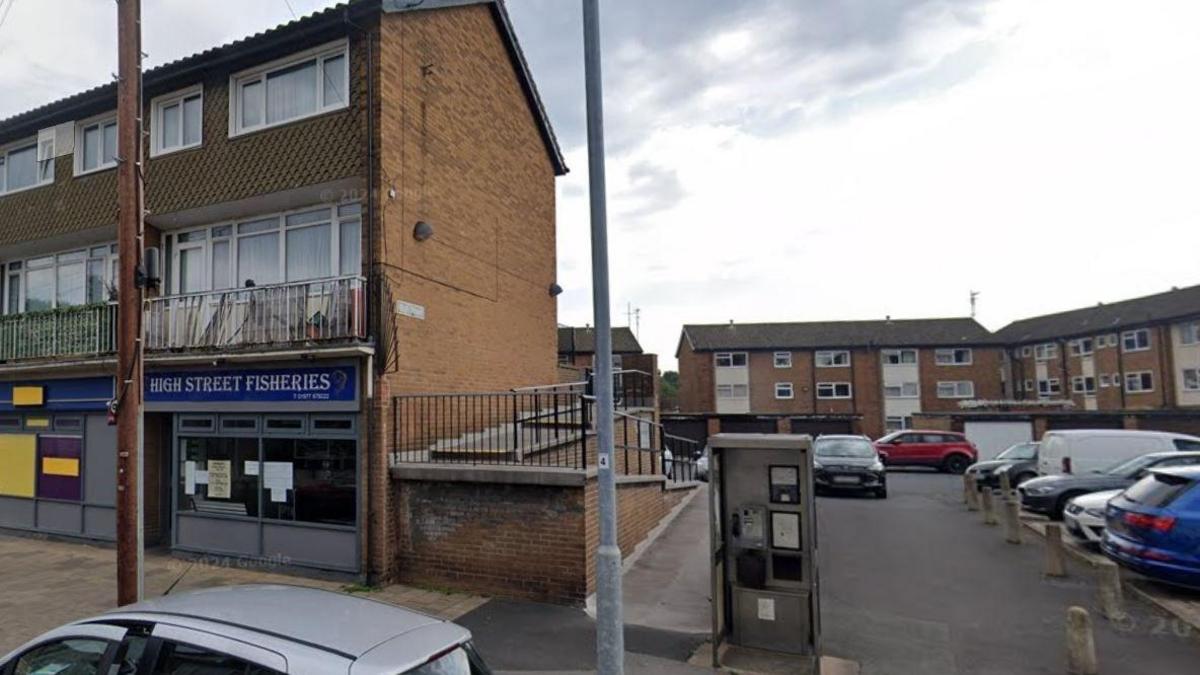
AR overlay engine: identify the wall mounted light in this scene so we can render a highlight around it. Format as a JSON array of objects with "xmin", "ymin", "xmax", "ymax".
[
  {"xmin": 548, "ymin": 283, "xmax": 564, "ymax": 297},
  {"xmin": 413, "ymin": 221, "xmax": 434, "ymax": 241}
]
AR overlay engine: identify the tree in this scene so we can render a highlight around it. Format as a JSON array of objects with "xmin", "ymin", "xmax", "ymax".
[{"xmin": 660, "ymin": 370, "xmax": 680, "ymax": 411}]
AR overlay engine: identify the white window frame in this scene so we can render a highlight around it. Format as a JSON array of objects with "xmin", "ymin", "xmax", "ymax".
[
  {"xmin": 230, "ymin": 39, "xmax": 350, "ymax": 137},
  {"xmin": 815, "ymin": 350, "xmax": 850, "ymax": 368},
  {"xmin": 936, "ymin": 380, "xmax": 975, "ymax": 399},
  {"xmin": 151, "ymin": 84, "xmax": 204, "ymax": 157},
  {"xmin": 1183, "ymin": 368, "xmax": 1200, "ymax": 392},
  {"xmin": 882, "ymin": 349, "xmax": 917, "ymax": 365},
  {"xmin": 1034, "ymin": 343, "xmax": 1058, "ymax": 361},
  {"xmin": 884, "ymin": 382, "xmax": 919, "ymax": 399},
  {"xmin": 1122, "ymin": 329, "xmax": 1151, "ymax": 353},
  {"xmin": 714, "ymin": 352, "xmax": 748, "ymax": 368},
  {"xmin": 934, "ymin": 348, "xmax": 972, "ymax": 366},
  {"xmin": 1037, "ymin": 378, "xmax": 1061, "ymax": 397},
  {"xmin": 0, "ymin": 137, "xmax": 54, "ymax": 195},
  {"xmin": 1180, "ymin": 322, "xmax": 1200, "ymax": 346},
  {"xmin": 885, "ymin": 415, "xmax": 913, "ymax": 432},
  {"xmin": 774, "ymin": 382, "xmax": 794, "ymax": 399},
  {"xmin": 74, "ymin": 112, "xmax": 119, "ymax": 176},
  {"xmin": 1099, "ymin": 374, "xmax": 1111, "ymax": 388},
  {"xmin": 2, "ymin": 242, "xmax": 118, "ymax": 314},
  {"xmin": 773, "ymin": 351, "xmax": 792, "ymax": 368},
  {"xmin": 1020, "ymin": 346, "xmax": 1032, "ymax": 358},
  {"xmin": 716, "ymin": 384, "xmax": 748, "ymax": 399},
  {"xmin": 816, "ymin": 382, "xmax": 852, "ymax": 399},
  {"xmin": 1071, "ymin": 376, "xmax": 1097, "ymax": 395},
  {"xmin": 1069, "ymin": 338, "xmax": 1094, "ymax": 356},
  {"xmin": 1124, "ymin": 371, "xmax": 1154, "ymax": 393},
  {"xmin": 1023, "ymin": 379, "xmax": 1033, "ymax": 392}
]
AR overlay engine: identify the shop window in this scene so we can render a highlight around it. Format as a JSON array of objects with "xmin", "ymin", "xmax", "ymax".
[
  {"xmin": 178, "ymin": 415, "xmax": 215, "ymax": 433},
  {"xmin": 0, "ymin": 416, "xmax": 20, "ymax": 430},
  {"xmin": 310, "ymin": 415, "xmax": 355, "ymax": 434},
  {"xmin": 54, "ymin": 416, "xmax": 83, "ymax": 431},
  {"xmin": 25, "ymin": 416, "xmax": 50, "ymax": 429},
  {"xmin": 264, "ymin": 416, "xmax": 305, "ymax": 434},
  {"xmin": 262, "ymin": 437, "xmax": 356, "ymax": 527},
  {"xmin": 38, "ymin": 436, "xmax": 82, "ymax": 501},
  {"xmin": 220, "ymin": 416, "xmax": 259, "ymax": 433},
  {"xmin": 178, "ymin": 437, "xmax": 259, "ymax": 518}
]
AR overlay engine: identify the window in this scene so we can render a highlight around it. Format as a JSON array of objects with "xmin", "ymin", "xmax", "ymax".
[
  {"xmin": 934, "ymin": 348, "xmax": 972, "ymax": 365},
  {"xmin": 816, "ymin": 382, "xmax": 852, "ymax": 399},
  {"xmin": 936, "ymin": 381, "xmax": 975, "ymax": 398},
  {"xmin": 179, "ymin": 437, "xmax": 260, "ymax": 517},
  {"xmin": 1020, "ymin": 346, "xmax": 1032, "ymax": 357},
  {"xmin": 1099, "ymin": 374, "xmax": 1111, "ymax": 388},
  {"xmin": 882, "ymin": 349, "xmax": 917, "ymax": 365},
  {"xmin": 1180, "ymin": 322, "xmax": 1200, "ymax": 346},
  {"xmin": 1037, "ymin": 378, "xmax": 1061, "ymax": 396},
  {"xmin": 773, "ymin": 351, "xmax": 792, "ymax": 368},
  {"xmin": 1071, "ymin": 376, "xmax": 1097, "ymax": 395},
  {"xmin": 1125, "ymin": 371, "xmax": 1154, "ymax": 393},
  {"xmin": 774, "ymin": 382, "xmax": 794, "ymax": 399},
  {"xmin": 815, "ymin": 350, "xmax": 850, "ymax": 367},
  {"xmin": 261, "ymin": 437, "xmax": 356, "ymax": 526},
  {"xmin": 714, "ymin": 352, "xmax": 747, "ymax": 368},
  {"xmin": 14, "ymin": 638, "xmax": 112, "ymax": 675},
  {"xmin": 154, "ymin": 641, "xmax": 283, "ymax": 675},
  {"xmin": 1034, "ymin": 343, "xmax": 1058, "ymax": 361},
  {"xmin": 2, "ymin": 244, "xmax": 117, "ymax": 314},
  {"xmin": 76, "ymin": 116, "xmax": 118, "ymax": 174},
  {"xmin": 1069, "ymin": 338, "xmax": 1094, "ymax": 356},
  {"xmin": 1023, "ymin": 379, "xmax": 1033, "ymax": 392},
  {"xmin": 1122, "ymin": 329, "xmax": 1151, "ymax": 352},
  {"xmin": 884, "ymin": 416, "xmax": 913, "ymax": 432},
  {"xmin": 716, "ymin": 384, "xmax": 748, "ymax": 398},
  {"xmin": 231, "ymin": 41, "xmax": 349, "ymax": 135},
  {"xmin": 884, "ymin": 382, "xmax": 919, "ymax": 398},
  {"xmin": 1183, "ymin": 368, "xmax": 1200, "ymax": 392},
  {"xmin": 152, "ymin": 86, "xmax": 203, "ymax": 156},
  {"xmin": 0, "ymin": 139, "xmax": 53, "ymax": 194},
  {"xmin": 1175, "ymin": 439, "xmax": 1200, "ymax": 451}
]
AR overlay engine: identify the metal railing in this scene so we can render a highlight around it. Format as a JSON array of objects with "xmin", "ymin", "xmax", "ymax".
[
  {"xmin": 145, "ymin": 275, "xmax": 366, "ymax": 351},
  {"xmin": 0, "ymin": 303, "xmax": 116, "ymax": 362},
  {"xmin": 586, "ymin": 368, "xmax": 655, "ymax": 408},
  {"xmin": 613, "ymin": 410, "xmax": 702, "ymax": 483},
  {"xmin": 392, "ymin": 391, "xmax": 588, "ymax": 469}
]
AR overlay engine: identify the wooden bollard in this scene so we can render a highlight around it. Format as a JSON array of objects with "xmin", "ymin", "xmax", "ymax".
[
  {"xmin": 1004, "ymin": 498, "xmax": 1022, "ymax": 544},
  {"xmin": 1097, "ymin": 560, "xmax": 1125, "ymax": 620},
  {"xmin": 999, "ymin": 470, "xmax": 1015, "ymax": 502},
  {"xmin": 981, "ymin": 486, "xmax": 997, "ymax": 525},
  {"xmin": 963, "ymin": 473, "xmax": 971, "ymax": 504},
  {"xmin": 1044, "ymin": 523, "xmax": 1067, "ymax": 577},
  {"xmin": 965, "ymin": 474, "xmax": 980, "ymax": 511},
  {"xmin": 1066, "ymin": 606, "xmax": 1099, "ymax": 675}
]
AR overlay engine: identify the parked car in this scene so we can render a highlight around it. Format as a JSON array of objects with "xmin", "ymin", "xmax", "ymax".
[
  {"xmin": 695, "ymin": 453, "xmax": 709, "ymax": 481},
  {"xmin": 815, "ymin": 435, "xmax": 887, "ymax": 498},
  {"xmin": 1036, "ymin": 429, "xmax": 1200, "ymax": 476},
  {"xmin": 0, "ymin": 584, "xmax": 491, "ymax": 674},
  {"xmin": 874, "ymin": 430, "xmax": 977, "ymax": 474},
  {"xmin": 1102, "ymin": 467, "xmax": 1200, "ymax": 590},
  {"xmin": 1063, "ymin": 489, "xmax": 1122, "ymax": 545},
  {"xmin": 1020, "ymin": 451, "xmax": 1200, "ymax": 519},
  {"xmin": 966, "ymin": 441, "xmax": 1039, "ymax": 489}
]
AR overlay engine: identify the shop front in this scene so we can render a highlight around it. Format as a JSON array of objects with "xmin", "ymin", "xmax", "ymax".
[
  {"xmin": 145, "ymin": 362, "xmax": 363, "ymax": 573},
  {"xmin": 0, "ymin": 377, "xmax": 118, "ymax": 540}
]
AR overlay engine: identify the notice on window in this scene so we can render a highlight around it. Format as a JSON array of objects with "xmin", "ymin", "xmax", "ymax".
[
  {"xmin": 771, "ymin": 511, "xmax": 801, "ymax": 551},
  {"xmin": 184, "ymin": 461, "xmax": 196, "ymax": 496},
  {"xmin": 244, "ymin": 461, "xmax": 260, "ymax": 476},
  {"xmin": 264, "ymin": 461, "xmax": 294, "ymax": 492},
  {"xmin": 207, "ymin": 460, "xmax": 232, "ymax": 500},
  {"xmin": 757, "ymin": 597, "xmax": 776, "ymax": 621},
  {"xmin": 270, "ymin": 488, "xmax": 287, "ymax": 503}
]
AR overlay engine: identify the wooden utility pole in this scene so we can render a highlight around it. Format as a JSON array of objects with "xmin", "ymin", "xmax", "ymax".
[{"xmin": 116, "ymin": 0, "xmax": 144, "ymax": 606}]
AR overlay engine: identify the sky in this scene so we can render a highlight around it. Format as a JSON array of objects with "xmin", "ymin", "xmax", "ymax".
[{"xmin": 3, "ymin": 0, "xmax": 1200, "ymax": 370}]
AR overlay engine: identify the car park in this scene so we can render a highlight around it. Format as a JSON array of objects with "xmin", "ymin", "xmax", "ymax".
[
  {"xmin": 1020, "ymin": 451, "xmax": 1200, "ymax": 519},
  {"xmin": 1036, "ymin": 429, "xmax": 1200, "ymax": 476},
  {"xmin": 874, "ymin": 430, "xmax": 977, "ymax": 474},
  {"xmin": 966, "ymin": 441, "xmax": 1039, "ymax": 489},
  {"xmin": 0, "ymin": 584, "xmax": 491, "ymax": 674},
  {"xmin": 815, "ymin": 435, "xmax": 887, "ymax": 498},
  {"xmin": 1063, "ymin": 489, "xmax": 1122, "ymax": 545},
  {"xmin": 1102, "ymin": 467, "xmax": 1200, "ymax": 590}
]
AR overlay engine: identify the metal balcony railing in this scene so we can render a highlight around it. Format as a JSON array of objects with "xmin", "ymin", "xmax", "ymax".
[
  {"xmin": 145, "ymin": 275, "xmax": 367, "ymax": 352},
  {"xmin": 0, "ymin": 304, "xmax": 117, "ymax": 362}
]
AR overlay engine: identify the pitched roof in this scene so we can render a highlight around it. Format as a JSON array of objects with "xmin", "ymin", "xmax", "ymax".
[
  {"xmin": 681, "ymin": 318, "xmax": 993, "ymax": 352},
  {"xmin": 0, "ymin": 0, "xmax": 567, "ymax": 176},
  {"xmin": 992, "ymin": 284, "xmax": 1200, "ymax": 344},
  {"xmin": 558, "ymin": 326, "xmax": 643, "ymax": 354}
]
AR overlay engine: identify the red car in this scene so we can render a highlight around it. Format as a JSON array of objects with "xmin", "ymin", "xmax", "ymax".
[{"xmin": 874, "ymin": 430, "xmax": 978, "ymax": 474}]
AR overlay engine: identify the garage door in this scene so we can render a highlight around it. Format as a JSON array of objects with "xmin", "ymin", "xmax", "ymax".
[{"xmin": 964, "ymin": 421, "xmax": 1033, "ymax": 460}]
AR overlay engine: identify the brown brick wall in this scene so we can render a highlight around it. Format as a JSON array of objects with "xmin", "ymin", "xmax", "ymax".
[
  {"xmin": 919, "ymin": 347, "xmax": 1005, "ymax": 413},
  {"xmin": 677, "ymin": 341, "xmax": 714, "ymax": 412},
  {"xmin": 585, "ymin": 478, "xmax": 687, "ymax": 596},
  {"xmin": 749, "ymin": 350, "xmax": 815, "ymax": 414}
]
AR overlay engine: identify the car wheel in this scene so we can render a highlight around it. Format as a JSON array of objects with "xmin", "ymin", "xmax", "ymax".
[{"xmin": 942, "ymin": 454, "xmax": 970, "ymax": 475}]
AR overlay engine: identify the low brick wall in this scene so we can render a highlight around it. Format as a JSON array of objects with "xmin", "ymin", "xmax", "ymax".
[{"xmin": 392, "ymin": 465, "xmax": 696, "ymax": 605}]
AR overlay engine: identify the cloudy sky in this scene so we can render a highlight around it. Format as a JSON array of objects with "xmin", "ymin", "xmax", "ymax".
[{"xmin": 3, "ymin": 0, "xmax": 1199, "ymax": 369}]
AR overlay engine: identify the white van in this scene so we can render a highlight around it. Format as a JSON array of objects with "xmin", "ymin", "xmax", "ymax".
[{"xmin": 1037, "ymin": 429, "xmax": 1200, "ymax": 475}]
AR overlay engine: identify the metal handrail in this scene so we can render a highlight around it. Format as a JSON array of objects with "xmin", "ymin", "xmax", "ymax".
[{"xmin": 153, "ymin": 274, "xmax": 366, "ymax": 300}]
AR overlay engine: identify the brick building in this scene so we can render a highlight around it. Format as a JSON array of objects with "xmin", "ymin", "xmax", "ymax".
[
  {"xmin": 0, "ymin": 0, "xmax": 568, "ymax": 579},
  {"xmin": 676, "ymin": 318, "xmax": 1004, "ymax": 439},
  {"xmin": 557, "ymin": 325, "xmax": 643, "ymax": 370}
]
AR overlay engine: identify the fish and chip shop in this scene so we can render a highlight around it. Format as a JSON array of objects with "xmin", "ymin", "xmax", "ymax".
[{"xmin": 145, "ymin": 363, "xmax": 363, "ymax": 572}]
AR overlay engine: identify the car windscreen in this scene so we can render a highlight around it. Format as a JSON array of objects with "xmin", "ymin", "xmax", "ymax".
[
  {"xmin": 815, "ymin": 439, "xmax": 876, "ymax": 458},
  {"xmin": 1120, "ymin": 472, "xmax": 1195, "ymax": 508},
  {"xmin": 1099, "ymin": 454, "xmax": 1159, "ymax": 477},
  {"xmin": 996, "ymin": 443, "xmax": 1037, "ymax": 460}
]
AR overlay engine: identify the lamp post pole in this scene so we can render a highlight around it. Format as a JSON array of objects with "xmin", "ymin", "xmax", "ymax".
[{"xmin": 582, "ymin": 1, "xmax": 623, "ymax": 672}]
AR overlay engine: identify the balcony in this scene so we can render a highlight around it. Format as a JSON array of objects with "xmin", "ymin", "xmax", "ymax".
[
  {"xmin": 145, "ymin": 275, "xmax": 367, "ymax": 352},
  {"xmin": 0, "ymin": 304, "xmax": 116, "ymax": 362}
]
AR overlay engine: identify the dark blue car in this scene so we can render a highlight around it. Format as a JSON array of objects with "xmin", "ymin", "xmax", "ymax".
[{"xmin": 1101, "ymin": 466, "xmax": 1200, "ymax": 589}]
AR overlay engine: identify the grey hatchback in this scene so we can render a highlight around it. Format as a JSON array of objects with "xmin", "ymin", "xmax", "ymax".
[{"xmin": 0, "ymin": 584, "xmax": 490, "ymax": 674}]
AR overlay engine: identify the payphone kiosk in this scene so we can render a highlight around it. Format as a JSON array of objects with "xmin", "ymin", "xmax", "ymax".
[{"xmin": 708, "ymin": 433, "xmax": 820, "ymax": 668}]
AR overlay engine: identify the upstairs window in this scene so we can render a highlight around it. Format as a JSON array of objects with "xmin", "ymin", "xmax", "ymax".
[
  {"xmin": 1068, "ymin": 338, "xmax": 1094, "ymax": 356},
  {"xmin": 1122, "ymin": 329, "xmax": 1151, "ymax": 352},
  {"xmin": 815, "ymin": 350, "xmax": 850, "ymax": 367},
  {"xmin": 1180, "ymin": 322, "xmax": 1200, "ymax": 346},
  {"xmin": 1, "ymin": 140, "xmax": 53, "ymax": 194},
  {"xmin": 936, "ymin": 381, "xmax": 975, "ymax": 399},
  {"xmin": 1183, "ymin": 368, "xmax": 1200, "ymax": 392},
  {"xmin": 232, "ymin": 40, "xmax": 349, "ymax": 136},
  {"xmin": 773, "ymin": 352, "xmax": 792, "ymax": 368},
  {"xmin": 934, "ymin": 348, "xmax": 972, "ymax": 365},
  {"xmin": 1034, "ymin": 343, "xmax": 1057, "ymax": 361},
  {"xmin": 714, "ymin": 352, "xmax": 747, "ymax": 368},
  {"xmin": 152, "ymin": 86, "xmax": 203, "ymax": 156},
  {"xmin": 1071, "ymin": 376, "xmax": 1097, "ymax": 395},
  {"xmin": 882, "ymin": 349, "xmax": 917, "ymax": 365},
  {"xmin": 1124, "ymin": 371, "xmax": 1154, "ymax": 393},
  {"xmin": 1037, "ymin": 378, "xmax": 1061, "ymax": 397},
  {"xmin": 774, "ymin": 382, "xmax": 794, "ymax": 399},
  {"xmin": 816, "ymin": 382, "xmax": 852, "ymax": 399},
  {"xmin": 76, "ymin": 116, "xmax": 118, "ymax": 174},
  {"xmin": 884, "ymin": 382, "xmax": 919, "ymax": 398}
]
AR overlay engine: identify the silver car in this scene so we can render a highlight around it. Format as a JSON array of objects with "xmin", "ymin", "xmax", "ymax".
[{"xmin": 1, "ymin": 584, "xmax": 490, "ymax": 674}]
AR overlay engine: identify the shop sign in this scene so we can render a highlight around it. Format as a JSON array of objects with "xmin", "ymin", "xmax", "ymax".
[{"xmin": 145, "ymin": 365, "xmax": 358, "ymax": 412}]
